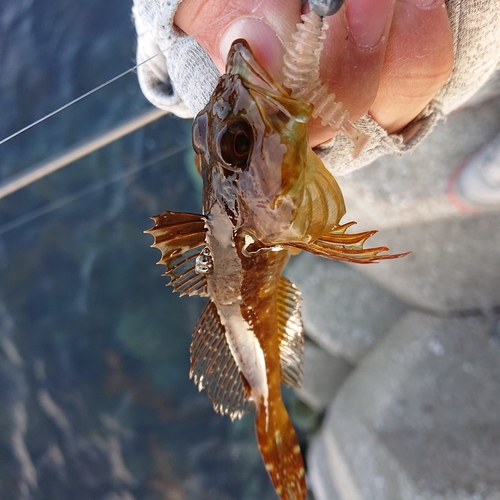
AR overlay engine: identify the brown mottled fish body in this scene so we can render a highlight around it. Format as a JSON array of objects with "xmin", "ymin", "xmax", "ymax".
[
  {"xmin": 205, "ymin": 205, "xmax": 305, "ymax": 497},
  {"xmin": 146, "ymin": 40, "xmax": 408, "ymax": 500}
]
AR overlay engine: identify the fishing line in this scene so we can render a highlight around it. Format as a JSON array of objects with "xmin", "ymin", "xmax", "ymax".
[
  {"xmin": 0, "ymin": 0, "xmax": 260, "ymax": 147},
  {"xmin": 0, "ymin": 143, "xmax": 188, "ymax": 237},
  {"xmin": 0, "ymin": 61, "xmax": 157, "ymax": 147}
]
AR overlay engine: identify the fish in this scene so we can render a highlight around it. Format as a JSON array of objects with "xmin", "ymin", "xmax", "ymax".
[{"xmin": 146, "ymin": 39, "xmax": 407, "ymax": 500}]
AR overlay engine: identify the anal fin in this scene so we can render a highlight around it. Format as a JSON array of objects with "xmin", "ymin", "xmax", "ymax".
[
  {"xmin": 190, "ymin": 301, "xmax": 253, "ymax": 420},
  {"xmin": 277, "ymin": 276, "xmax": 304, "ymax": 389},
  {"xmin": 145, "ymin": 211, "xmax": 209, "ymax": 297}
]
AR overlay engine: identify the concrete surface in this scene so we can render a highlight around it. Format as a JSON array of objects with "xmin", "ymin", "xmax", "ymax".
[
  {"xmin": 345, "ymin": 211, "xmax": 500, "ymax": 313},
  {"xmin": 294, "ymin": 340, "xmax": 353, "ymax": 412},
  {"xmin": 310, "ymin": 312, "xmax": 500, "ymax": 500},
  {"xmin": 307, "ymin": 435, "xmax": 341, "ymax": 500},
  {"xmin": 308, "ymin": 311, "xmax": 500, "ymax": 500},
  {"xmin": 287, "ymin": 253, "xmax": 407, "ymax": 363}
]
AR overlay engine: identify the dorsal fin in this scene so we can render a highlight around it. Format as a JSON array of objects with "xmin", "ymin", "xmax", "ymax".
[
  {"xmin": 190, "ymin": 301, "xmax": 253, "ymax": 420},
  {"xmin": 145, "ymin": 211, "xmax": 209, "ymax": 297},
  {"xmin": 288, "ymin": 221, "xmax": 410, "ymax": 264},
  {"xmin": 277, "ymin": 276, "xmax": 304, "ymax": 389}
]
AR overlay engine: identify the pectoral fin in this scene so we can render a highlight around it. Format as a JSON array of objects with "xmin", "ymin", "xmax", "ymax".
[
  {"xmin": 288, "ymin": 221, "xmax": 410, "ymax": 264},
  {"xmin": 277, "ymin": 276, "xmax": 304, "ymax": 389},
  {"xmin": 145, "ymin": 211, "xmax": 209, "ymax": 297},
  {"xmin": 190, "ymin": 301, "xmax": 253, "ymax": 421}
]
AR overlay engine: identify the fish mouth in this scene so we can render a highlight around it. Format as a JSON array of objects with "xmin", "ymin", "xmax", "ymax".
[
  {"xmin": 226, "ymin": 39, "xmax": 280, "ymax": 94},
  {"xmin": 226, "ymin": 39, "xmax": 313, "ymax": 123}
]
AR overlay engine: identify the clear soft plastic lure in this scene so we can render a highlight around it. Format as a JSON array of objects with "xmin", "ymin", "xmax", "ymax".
[{"xmin": 282, "ymin": 10, "xmax": 369, "ymax": 157}]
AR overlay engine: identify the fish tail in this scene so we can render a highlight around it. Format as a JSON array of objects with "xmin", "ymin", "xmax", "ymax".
[{"xmin": 255, "ymin": 400, "xmax": 306, "ymax": 500}]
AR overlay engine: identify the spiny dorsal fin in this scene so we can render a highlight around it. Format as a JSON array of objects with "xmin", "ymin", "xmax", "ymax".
[
  {"xmin": 190, "ymin": 301, "xmax": 253, "ymax": 420},
  {"xmin": 277, "ymin": 276, "xmax": 304, "ymax": 389},
  {"xmin": 145, "ymin": 211, "xmax": 209, "ymax": 297},
  {"xmin": 288, "ymin": 221, "xmax": 410, "ymax": 264}
]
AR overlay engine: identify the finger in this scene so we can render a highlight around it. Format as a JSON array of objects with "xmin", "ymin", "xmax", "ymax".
[
  {"xmin": 175, "ymin": 0, "xmax": 301, "ymax": 79},
  {"xmin": 369, "ymin": 0, "xmax": 454, "ymax": 134}
]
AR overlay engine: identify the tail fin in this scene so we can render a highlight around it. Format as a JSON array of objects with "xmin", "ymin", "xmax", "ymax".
[{"xmin": 255, "ymin": 400, "xmax": 306, "ymax": 500}]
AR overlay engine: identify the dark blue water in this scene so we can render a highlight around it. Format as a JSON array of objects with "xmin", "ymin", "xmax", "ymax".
[{"xmin": 0, "ymin": 1, "xmax": 290, "ymax": 498}]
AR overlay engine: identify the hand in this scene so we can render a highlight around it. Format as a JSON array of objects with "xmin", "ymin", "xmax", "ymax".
[{"xmin": 175, "ymin": 0, "xmax": 454, "ymax": 147}]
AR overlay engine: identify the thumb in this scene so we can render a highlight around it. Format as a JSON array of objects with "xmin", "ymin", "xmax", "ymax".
[{"xmin": 174, "ymin": 0, "xmax": 302, "ymax": 79}]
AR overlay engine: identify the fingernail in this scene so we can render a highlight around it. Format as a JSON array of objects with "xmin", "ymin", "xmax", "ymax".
[
  {"xmin": 219, "ymin": 18, "xmax": 285, "ymax": 79},
  {"xmin": 408, "ymin": 0, "xmax": 439, "ymax": 9},
  {"xmin": 346, "ymin": 0, "xmax": 394, "ymax": 49}
]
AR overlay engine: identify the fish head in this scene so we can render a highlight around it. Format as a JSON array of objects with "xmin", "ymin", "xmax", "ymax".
[{"xmin": 192, "ymin": 39, "xmax": 345, "ymax": 246}]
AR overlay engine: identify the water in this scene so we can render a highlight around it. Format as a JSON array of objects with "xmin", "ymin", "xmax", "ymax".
[{"xmin": 0, "ymin": 0, "xmax": 280, "ymax": 498}]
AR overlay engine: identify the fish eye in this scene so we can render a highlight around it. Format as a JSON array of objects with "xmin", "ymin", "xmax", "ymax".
[
  {"xmin": 192, "ymin": 112, "xmax": 208, "ymax": 155},
  {"xmin": 216, "ymin": 118, "xmax": 253, "ymax": 171}
]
